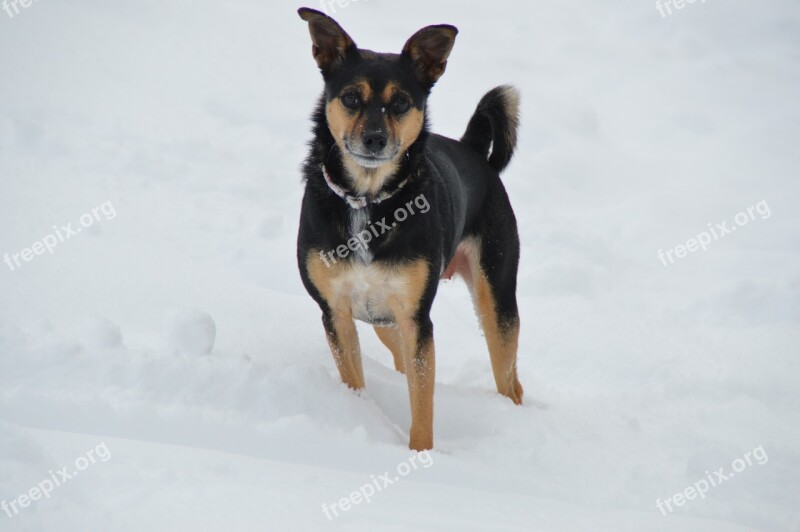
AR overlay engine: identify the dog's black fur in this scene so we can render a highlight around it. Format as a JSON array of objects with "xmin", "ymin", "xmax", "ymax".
[{"xmin": 296, "ymin": 7, "xmax": 522, "ymax": 450}]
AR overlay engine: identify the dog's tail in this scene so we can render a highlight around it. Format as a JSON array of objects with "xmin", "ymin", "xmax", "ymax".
[{"xmin": 460, "ymin": 85, "xmax": 520, "ymax": 174}]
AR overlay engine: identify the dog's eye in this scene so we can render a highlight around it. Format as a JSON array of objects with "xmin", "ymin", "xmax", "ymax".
[
  {"xmin": 392, "ymin": 98, "xmax": 411, "ymax": 115},
  {"xmin": 341, "ymin": 93, "xmax": 362, "ymax": 110}
]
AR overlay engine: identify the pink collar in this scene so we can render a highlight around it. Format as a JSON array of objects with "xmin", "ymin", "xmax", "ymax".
[{"xmin": 322, "ymin": 165, "xmax": 410, "ymax": 210}]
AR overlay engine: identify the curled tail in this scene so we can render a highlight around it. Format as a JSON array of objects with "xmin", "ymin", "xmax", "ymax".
[{"xmin": 460, "ymin": 85, "xmax": 520, "ymax": 173}]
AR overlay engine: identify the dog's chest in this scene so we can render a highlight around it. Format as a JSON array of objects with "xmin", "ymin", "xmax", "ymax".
[{"xmin": 331, "ymin": 262, "xmax": 408, "ymax": 327}]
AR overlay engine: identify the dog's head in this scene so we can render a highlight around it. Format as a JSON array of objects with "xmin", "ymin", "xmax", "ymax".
[{"xmin": 298, "ymin": 8, "xmax": 457, "ymax": 192}]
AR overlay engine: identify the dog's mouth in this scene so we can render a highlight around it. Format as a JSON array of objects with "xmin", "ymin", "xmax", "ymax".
[{"xmin": 344, "ymin": 143, "xmax": 396, "ymax": 169}]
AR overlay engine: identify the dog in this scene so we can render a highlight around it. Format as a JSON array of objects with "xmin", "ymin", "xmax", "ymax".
[{"xmin": 296, "ymin": 7, "xmax": 523, "ymax": 451}]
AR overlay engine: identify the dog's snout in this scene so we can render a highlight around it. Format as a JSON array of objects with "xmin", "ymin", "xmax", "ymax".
[{"xmin": 361, "ymin": 131, "xmax": 388, "ymax": 154}]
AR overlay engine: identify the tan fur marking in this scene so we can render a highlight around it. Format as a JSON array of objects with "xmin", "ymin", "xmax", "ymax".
[
  {"xmin": 387, "ymin": 259, "xmax": 430, "ymax": 320},
  {"xmin": 381, "ymin": 82, "xmax": 398, "ymax": 103},
  {"xmin": 325, "ymin": 97, "xmax": 354, "ymax": 151},
  {"xmin": 343, "ymin": 157, "xmax": 400, "ymax": 196},
  {"xmin": 395, "ymin": 108, "xmax": 424, "ymax": 154},
  {"xmin": 305, "ymin": 249, "xmax": 344, "ymax": 304},
  {"xmin": 356, "ymin": 80, "xmax": 372, "ymax": 102}
]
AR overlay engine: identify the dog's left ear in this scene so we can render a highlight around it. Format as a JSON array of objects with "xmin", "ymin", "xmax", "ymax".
[
  {"xmin": 298, "ymin": 8, "xmax": 357, "ymax": 77},
  {"xmin": 402, "ymin": 25, "xmax": 458, "ymax": 88}
]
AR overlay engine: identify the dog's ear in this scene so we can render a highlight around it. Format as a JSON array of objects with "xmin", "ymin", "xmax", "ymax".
[
  {"xmin": 402, "ymin": 24, "xmax": 458, "ymax": 88},
  {"xmin": 298, "ymin": 8, "xmax": 357, "ymax": 77}
]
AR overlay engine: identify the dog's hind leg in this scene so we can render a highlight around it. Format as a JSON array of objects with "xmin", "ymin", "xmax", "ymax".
[
  {"xmin": 459, "ymin": 237, "xmax": 523, "ymax": 404},
  {"xmin": 374, "ymin": 326, "xmax": 406, "ymax": 373},
  {"xmin": 473, "ymin": 270, "xmax": 523, "ymax": 404}
]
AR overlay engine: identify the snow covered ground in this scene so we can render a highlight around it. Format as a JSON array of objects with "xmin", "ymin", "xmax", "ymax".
[{"xmin": 1, "ymin": 0, "xmax": 799, "ymax": 530}]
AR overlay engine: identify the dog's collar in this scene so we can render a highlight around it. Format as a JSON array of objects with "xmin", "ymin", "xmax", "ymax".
[{"xmin": 321, "ymin": 164, "xmax": 410, "ymax": 210}]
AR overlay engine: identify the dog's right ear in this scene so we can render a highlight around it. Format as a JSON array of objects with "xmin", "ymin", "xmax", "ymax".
[{"xmin": 298, "ymin": 8, "xmax": 356, "ymax": 77}]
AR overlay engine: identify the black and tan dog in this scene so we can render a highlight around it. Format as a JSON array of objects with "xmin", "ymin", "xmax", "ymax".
[{"xmin": 296, "ymin": 7, "xmax": 522, "ymax": 451}]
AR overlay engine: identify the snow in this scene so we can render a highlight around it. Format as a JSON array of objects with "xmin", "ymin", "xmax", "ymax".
[
  {"xmin": 165, "ymin": 310, "xmax": 217, "ymax": 356},
  {"xmin": 1, "ymin": 0, "xmax": 799, "ymax": 530}
]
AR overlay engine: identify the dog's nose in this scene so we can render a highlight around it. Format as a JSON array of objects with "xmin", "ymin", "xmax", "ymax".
[{"xmin": 361, "ymin": 131, "xmax": 388, "ymax": 154}]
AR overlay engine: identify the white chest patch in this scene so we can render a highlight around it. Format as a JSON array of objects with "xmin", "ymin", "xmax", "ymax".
[
  {"xmin": 330, "ymin": 263, "xmax": 409, "ymax": 326},
  {"xmin": 349, "ymin": 209, "xmax": 374, "ymax": 264}
]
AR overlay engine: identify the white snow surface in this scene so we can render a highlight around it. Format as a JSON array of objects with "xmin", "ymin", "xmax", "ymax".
[{"xmin": 1, "ymin": 1, "xmax": 799, "ymax": 531}]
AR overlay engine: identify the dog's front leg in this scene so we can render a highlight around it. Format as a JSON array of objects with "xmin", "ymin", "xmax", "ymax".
[
  {"xmin": 322, "ymin": 303, "xmax": 365, "ymax": 390},
  {"xmin": 390, "ymin": 305, "xmax": 435, "ymax": 451},
  {"xmin": 401, "ymin": 316, "xmax": 435, "ymax": 451},
  {"xmin": 383, "ymin": 261, "xmax": 436, "ymax": 451}
]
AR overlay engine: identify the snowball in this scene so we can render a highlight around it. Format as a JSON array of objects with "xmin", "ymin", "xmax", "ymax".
[{"xmin": 166, "ymin": 309, "xmax": 216, "ymax": 356}]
